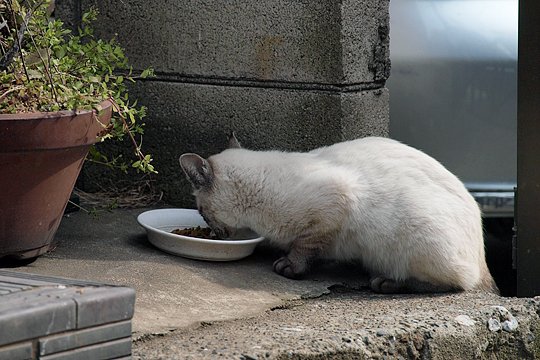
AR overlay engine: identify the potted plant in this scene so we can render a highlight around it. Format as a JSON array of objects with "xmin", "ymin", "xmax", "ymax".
[{"xmin": 0, "ymin": 0, "xmax": 156, "ymax": 260}]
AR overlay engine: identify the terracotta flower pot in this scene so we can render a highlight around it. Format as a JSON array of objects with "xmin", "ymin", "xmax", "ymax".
[{"xmin": 0, "ymin": 100, "xmax": 113, "ymax": 260}]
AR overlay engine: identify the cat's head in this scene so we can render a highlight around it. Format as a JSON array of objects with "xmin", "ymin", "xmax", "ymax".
[{"xmin": 179, "ymin": 132, "xmax": 243, "ymax": 238}]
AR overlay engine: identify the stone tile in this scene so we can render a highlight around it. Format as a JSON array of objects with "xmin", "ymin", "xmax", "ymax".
[
  {"xmin": 0, "ymin": 291, "xmax": 76, "ymax": 346},
  {"xmin": 0, "ymin": 341, "xmax": 32, "ymax": 360},
  {"xmin": 40, "ymin": 337, "xmax": 131, "ymax": 360},
  {"xmin": 40, "ymin": 321, "xmax": 131, "ymax": 356},
  {"xmin": 73, "ymin": 287, "xmax": 136, "ymax": 329}
]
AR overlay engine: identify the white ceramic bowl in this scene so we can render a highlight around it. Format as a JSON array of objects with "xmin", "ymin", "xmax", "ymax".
[{"xmin": 137, "ymin": 208, "xmax": 264, "ymax": 261}]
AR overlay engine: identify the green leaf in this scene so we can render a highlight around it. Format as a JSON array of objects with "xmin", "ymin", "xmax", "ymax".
[
  {"xmin": 55, "ymin": 47, "xmax": 66, "ymax": 59},
  {"xmin": 27, "ymin": 69, "xmax": 43, "ymax": 79},
  {"xmin": 140, "ymin": 68, "xmax": 155, "ymax": 78}
]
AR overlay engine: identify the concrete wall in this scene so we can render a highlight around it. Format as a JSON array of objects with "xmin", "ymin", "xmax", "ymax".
[{"xmin": 58, "ymin": 0, "xmax": 390, "ymax": 206}]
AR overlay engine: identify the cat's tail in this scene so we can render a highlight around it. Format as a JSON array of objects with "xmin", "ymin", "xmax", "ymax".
[{"xmin": 477, "ymin": 264, "xmax": 500, "ymax": 295}]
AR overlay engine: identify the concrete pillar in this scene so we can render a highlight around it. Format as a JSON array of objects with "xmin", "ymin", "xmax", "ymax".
[{"xmin": 58, "ymin": 0, "xmax": 390, "ymax": 206}]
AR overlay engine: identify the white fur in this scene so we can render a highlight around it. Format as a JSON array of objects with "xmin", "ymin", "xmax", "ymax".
[{"xmin": 188, "ymin": 137, "xmax": 494, "ymax": 292}]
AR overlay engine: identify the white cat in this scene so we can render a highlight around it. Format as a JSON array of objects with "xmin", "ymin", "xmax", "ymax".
[{"xmin": 180, "ymin": 134, "xmax": 499, "ymax": 294}]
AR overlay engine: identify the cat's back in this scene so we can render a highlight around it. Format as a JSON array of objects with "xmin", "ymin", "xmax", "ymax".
[
  {"xmin": 311, "ymin": 136, "xmax": 478, "ymax": 217},
  {"xmin": 311, "ymin": 137, "xmax": 460, "ymax": 186},
  {"xmin": 311, "ymin": 137, "xmax": 424, "ymax": 165}
]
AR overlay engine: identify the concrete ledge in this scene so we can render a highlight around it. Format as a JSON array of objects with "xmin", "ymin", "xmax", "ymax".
[
  {"xmin": 6, "ymin": 208, "xmax": 540, "ymax": 359},
  {"xmin": 132, "ymin": 289, "xmax": 540, "ymax": 359},
  {"xmin": 0, "ymin": 271, "xmax": 135, "ymax": 359}
]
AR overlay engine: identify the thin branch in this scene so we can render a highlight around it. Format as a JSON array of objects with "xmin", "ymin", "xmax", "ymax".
[
  {"xmin": 28, "ymin": 28, "xmax": 59, "ymax": 103},
  {"xmin": 0, "ymin": 1, "xmax": 40, "ymax": 74},
  {"xmin": 84, "ymin": 157, "xmax": 124, "ymax": 171},
  {"xmin": 108, "ymin": 97, "xmax": 147, "ymax": 162},
  {"xmin": 0, "ymin": 85, "xmax": 24, "ymax": 101},
  {"xmin": 67, "ymin": 199, "xmax": 90, "ymax": 214}
]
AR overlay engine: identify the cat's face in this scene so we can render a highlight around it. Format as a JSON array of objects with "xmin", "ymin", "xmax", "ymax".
[
  {"xmin": 193, "ymin": 184, "xmax": 232, "ymax": 239},
  {"xmin": 179, "ymin": 132, "xmax": 244, "ymax": 238},
  {"xmin": 179, "ymin": 152, "xmax": 238, "ymax": 239}
]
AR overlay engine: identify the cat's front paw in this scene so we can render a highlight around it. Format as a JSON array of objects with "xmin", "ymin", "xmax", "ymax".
[{"xmin": 273, "ymin": 257, "xmax": 305, "ymax": 279}]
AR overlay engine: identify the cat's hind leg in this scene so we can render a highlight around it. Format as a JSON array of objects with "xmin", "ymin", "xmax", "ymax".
[{"xmin": 370, "ymin": 275, "xmax": 458, "ymax": 294}]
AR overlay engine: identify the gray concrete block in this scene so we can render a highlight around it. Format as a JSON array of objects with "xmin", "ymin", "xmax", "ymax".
[
  {"xmin": 73, "ymin": 287, "xmax": 136, "ymax": 329},
  {"xmin": 0, "ymin": 292, "xmax": 76, "ymax": 346},
  {"xmin": 0, "ymin": 271, "xmax": 135, "ymax": 352},
  {"xmin": 0, "ymin": 286, "xmax": 89, "ymax": 314},
  {"xmin": 342, "ymin": 0, "xmax": 390, "ymax": 83},
  {"xmin": 0, "ymin": 342, "xmax": 32, "ymax": 360},
  {"xmin": 40, "ymin": 337, "xmax": 131, "ymax": 360},
  {"xmin": 56, "ymin": 0, "xmax": 391, "ymax": 203},
  {"xmin": 82, "ymin": 81, "xmax": 389, "ymax": 206},
  {"xmin": 40, "ymin": 320, "xmax": 131, "ymax": 356},
  {"xmin": 340, "ymin": 88, "xmax": 389, "ymax": 140},
  {"xmin": 63, "ymin": 0, "xmax": 388, "ymax": 84},
  {"xmin": 54, "ymin": 0, "xmax": 81, "ymax": 30}
]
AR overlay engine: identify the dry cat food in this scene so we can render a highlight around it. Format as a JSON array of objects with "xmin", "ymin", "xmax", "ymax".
[{"xmin": 171, "ymin": 226, "xmax": 220, "ymax": 240}]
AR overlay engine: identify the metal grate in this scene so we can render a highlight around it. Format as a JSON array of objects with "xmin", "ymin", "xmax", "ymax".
[{"xmin": 0, "ymin": 281, "xmax": 32, "ymax": 295}]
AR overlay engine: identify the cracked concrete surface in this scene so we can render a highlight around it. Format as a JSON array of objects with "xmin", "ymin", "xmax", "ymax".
[
  {"xmin": 6, "ymin": 208, "xmax": 540, "ymax": 359},
  {"xmin": 133, "ymin": 288, "xmax": 540, "ymax": 359}
]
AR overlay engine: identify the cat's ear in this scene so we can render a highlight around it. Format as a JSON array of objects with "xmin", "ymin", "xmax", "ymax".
[
  {"xmin": 228, "ymin": 131, "xmax": 242, "ymax": 149},
  {"xmin": 179, "ymin": 153, "xmax": 214, "ymax": 189}
]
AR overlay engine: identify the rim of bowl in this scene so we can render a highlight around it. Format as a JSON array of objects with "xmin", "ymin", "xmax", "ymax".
[{"xmin": 137, "ymin": 209, "xmax": 264, "ymax": 245}]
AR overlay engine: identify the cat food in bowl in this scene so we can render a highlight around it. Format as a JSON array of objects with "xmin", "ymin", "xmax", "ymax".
[
  {"xmin": 171, "ymin": 226, "xmax": 219, "ymax": 240},
  {"xmin": 137, "ymin": 208, "xmax": 264, "ymax": 261}
]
